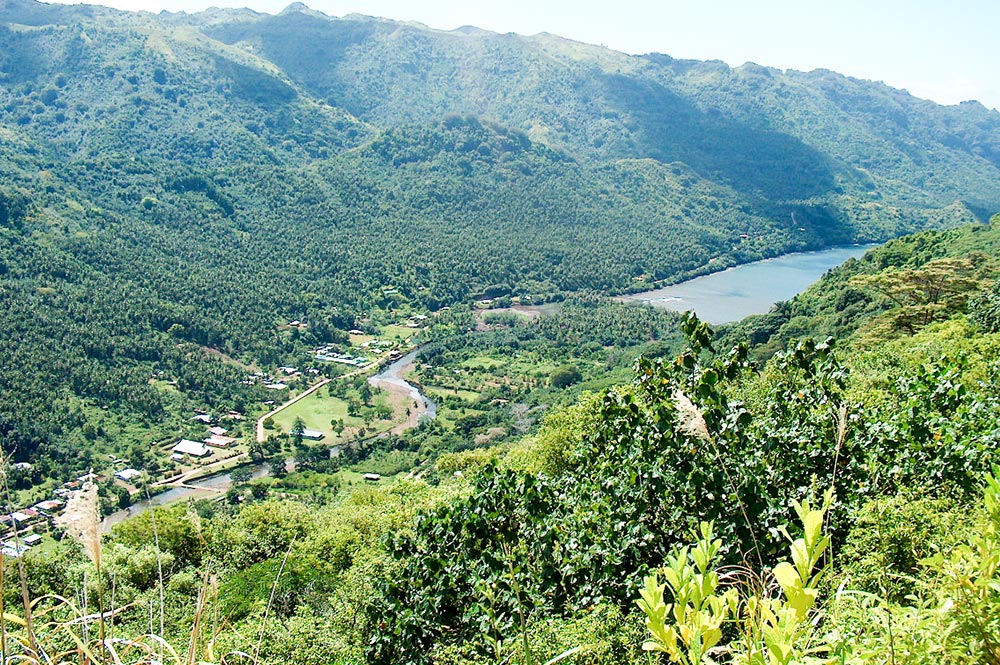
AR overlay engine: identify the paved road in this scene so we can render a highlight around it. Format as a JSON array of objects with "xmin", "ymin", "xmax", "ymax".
[{"xmin": 254, "ymin": 352, "xmax": 396, "ymax": 443}]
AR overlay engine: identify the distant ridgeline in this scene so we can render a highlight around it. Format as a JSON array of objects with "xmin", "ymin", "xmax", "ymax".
[{"xmin": 0, "ymin": 0, "xmax": 998, "ymax": 461}]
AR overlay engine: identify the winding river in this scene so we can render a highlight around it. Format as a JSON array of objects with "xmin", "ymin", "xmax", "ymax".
[
  {"xmin": 100, "ymin": 463, "xmax": 270, "ymax": 532},
  {"xmin": 102, "ymin": 350, "xmax": 436, "ymax": 531},
  {"xmin": 369, "ymin": 348, "xmax": 437, "ymax": 423},
  {"xmin": 621, "ymin": 244, "xmax": 877, "ymax": 324}
]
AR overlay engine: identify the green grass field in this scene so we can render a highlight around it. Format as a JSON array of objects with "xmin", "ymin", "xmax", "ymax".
[
  {"xmin": 379, "ymin": 324, "xmax": 419, "ymax": 341},
  {"xmin": 460, "ymin": 355, "xmax": 505, "ymax": 369},
  {"xmin": 423, "ymin": 385, "xmax": 481, "ymax": 402},
  {"xmin": 271, "ymin": 388, "xmax": 400, "ymax": 442},
  {"xmin": 348, "ymin": 333, "xmax": 375, "ymax": 346},
  {"xmin": 268, "ymin": 468, "xmax": 400, "ymax": 494},
  {"xmin": 273, "ymin": 392, "xmax": 357, "ymax": 438}
]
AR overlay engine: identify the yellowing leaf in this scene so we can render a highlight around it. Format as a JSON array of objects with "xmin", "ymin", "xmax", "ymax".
[
  {"xmin": 773, "ymin": 562, "xmax": 802, "ymax": 594},
  {"xmin": 0, "ymin": 612, "xmax": 27, "ymax": 626}
]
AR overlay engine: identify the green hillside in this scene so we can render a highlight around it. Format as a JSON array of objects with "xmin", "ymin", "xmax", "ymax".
[
  {"xmin": 4, "ymin": 221, "xmax": 1000, "ymax": 663},
  {"xmin": 198, "ymin": 7, "xmax": 999, "ymax": 213},
  {"xmin": 1, "ymin": 4, "xmax": 1000, "ymax": 660}
]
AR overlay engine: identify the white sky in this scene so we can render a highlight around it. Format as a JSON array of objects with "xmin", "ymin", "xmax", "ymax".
[{"xmin": 44, "ymin": 0, "xmax": 1000, "ymax": 111}]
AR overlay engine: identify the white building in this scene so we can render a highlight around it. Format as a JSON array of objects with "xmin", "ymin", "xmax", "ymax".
[
  {"xmin": 172, "ymin": 439, "xmax": 211, "ymax": 458},
  {"xmin": 205, "ymin": 434, "xmax": 237, "ymax": 448}
]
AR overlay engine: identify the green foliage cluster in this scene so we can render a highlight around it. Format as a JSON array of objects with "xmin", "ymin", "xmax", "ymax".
[
  {"xmin": 367, "ymin": 305, "xmax": 1000, "ymax": 661},
  {"xmin": 836, "ymin": 493, "xmax": 969, "ymax": 603},
  {"xmin": 636, "ymin": 473, "xmax": 1000, "ymax": 664},
  {"xmin": 969, "ymin": 276, "xmax": 1000, "ymax": 332},
  {"xmin": 639, "ymin": 493, "xmax": 833, "ymax": 665},
  {"xmin": 3, "ymin": 477, "xmax": 464, "ymax": 663}
]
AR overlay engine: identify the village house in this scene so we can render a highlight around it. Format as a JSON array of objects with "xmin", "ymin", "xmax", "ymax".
[
  {"xmin": 9, "ymin": 510, "xmax": 39, "ymax": 527},
  {"xmin": 205, "ymin": 434, "xmax": 237, "ymax": 448},
  {"xmin": 33, "ymin": 499, "xmax": 64, "ymax": 515},
  {"xmin": 172, "ymin": 439, "xmax": 211, "ymax": 458}
]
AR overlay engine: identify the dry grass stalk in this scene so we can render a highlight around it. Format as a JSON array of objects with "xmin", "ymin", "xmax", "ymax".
[
  {"xmin": 835, "ymin": 402, "xmax": 848, "ymax": 451},
  {"xmin": 253, "ymin": 536, "xmax": 297, "ymax": 664},
  {"xmin": 828, "ymin": 401, "xmax": 850, "ymax": 569},
  {"xmin": 673, "ymin": 389, "xmax": 712, "ymax": 443},
  {"xmin": 145, "ymin": 486, "xmax": 166, "ymax": 655},
  {"xmin": 674, "ymin": 389, "xmax": 767, "ymax": 567}
]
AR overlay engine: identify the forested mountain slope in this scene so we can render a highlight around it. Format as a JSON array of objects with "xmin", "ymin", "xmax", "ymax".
[
  {"xmin": 0, "ymin": 0, "xmax": 998, "ymax": 462},
  {"xmin": 196, "ymin": 5, "xmax": 1000, "ymax": 214},
  {"xmin": 7, "ymin": 221, "xmax": 1000, "ymax": 664}
]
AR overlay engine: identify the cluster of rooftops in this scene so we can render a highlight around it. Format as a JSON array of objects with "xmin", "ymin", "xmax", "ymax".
[{"xmin": 171, "ymin": 412, "xmax": 244, "ymax": 460}]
